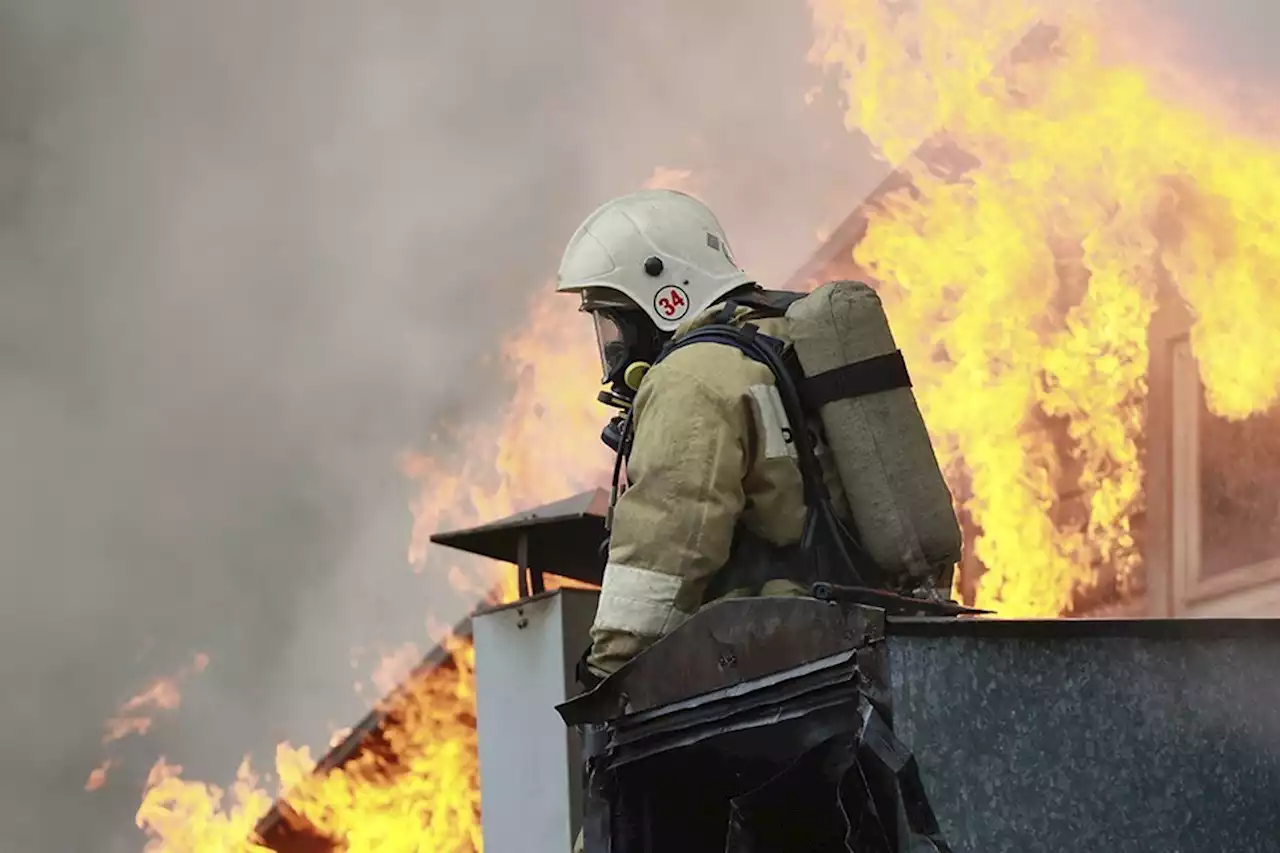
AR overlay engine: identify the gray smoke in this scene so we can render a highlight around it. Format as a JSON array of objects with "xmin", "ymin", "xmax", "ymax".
[
  {"xmin": 0, "ymin": 1, "xmax": 863, "ymax": 850},
  {"xmin": 5, "ymin": 0, "xmax": 1278, "ymax": 850}
]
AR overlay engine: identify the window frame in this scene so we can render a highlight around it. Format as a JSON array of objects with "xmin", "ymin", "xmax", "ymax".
[{"xmin": 1169, "ymin": 336, "xmax": 1280, "ymax": 614}]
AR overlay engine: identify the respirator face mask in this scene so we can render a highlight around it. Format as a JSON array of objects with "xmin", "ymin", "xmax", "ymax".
[
  {"xmin": 591, "ymin": 309, "xmax": 630, "ymax": 385},
  {"xmin": 591, "ymin": 308, "xmax": 667, "ymax": 390},
  {"xmin": 580, "ymin": 282, "xmax": 665, "ymax": 378},
  {"xmin": 580, "ymin": 292, "xmax": 670, "ymax": 457}
]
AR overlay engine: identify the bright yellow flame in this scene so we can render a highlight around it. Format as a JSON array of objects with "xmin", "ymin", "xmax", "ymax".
[
  {"xmin": 136, "ymin": 757, "xmax": 276, "ymax": 852},
  {"xmin": 135, "ymin": 636, "xmax": 481, "ymax": 852},
  {"xmin": 810, "ymin": 0, "xmax": 1280, "ymax": 615},
  {"xmin": 265, "ymin": 639, "xmax": 483, "ymax": 853}
]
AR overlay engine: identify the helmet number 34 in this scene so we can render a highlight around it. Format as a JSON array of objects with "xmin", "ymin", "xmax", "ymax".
[{"xmin": 654, "ymin": 285, "xmax": 690, "ymax": 321}]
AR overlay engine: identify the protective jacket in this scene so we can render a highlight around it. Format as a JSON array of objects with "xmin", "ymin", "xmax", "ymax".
[{"xmin": 586, "ymin": 300, "xmax": 852, "ymax": 676}]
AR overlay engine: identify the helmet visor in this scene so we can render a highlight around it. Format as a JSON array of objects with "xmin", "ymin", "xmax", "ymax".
[{"xmin": 591, "ymin": 310, "xmax": 629, "ymax": 383}]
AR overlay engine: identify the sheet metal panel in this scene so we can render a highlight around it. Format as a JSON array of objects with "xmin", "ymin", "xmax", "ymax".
[
  {"xmin": 430, "ymin": 490, "xmax": 608, "ymax": 585},
  {"xmin": 886, "ymin": 618, "xmax": 1280, "ymax": 852},
  {"xmin": 473, "ymin": 589, "xmax": 599, "ymax": 853}
]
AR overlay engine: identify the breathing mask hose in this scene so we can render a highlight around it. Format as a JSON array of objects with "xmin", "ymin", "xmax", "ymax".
[
  {"xmin": 604, "ymin": 409, "xmax": 632, "ymax": 532},
  {"xmin": 656, "ymin": 324, "xmax": 877, "ymax": 586}
]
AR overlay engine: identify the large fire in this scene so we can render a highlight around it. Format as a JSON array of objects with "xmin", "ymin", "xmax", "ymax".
[
  {"xmin": 811, "ymin": 0, "xmax": 1280, "ymax": 615},
  {"xmin": 126, "ymin": 2, "xmax": 1280, "ymax": 850}
]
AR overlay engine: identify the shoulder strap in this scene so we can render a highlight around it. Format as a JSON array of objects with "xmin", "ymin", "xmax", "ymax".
[
  {"xmin": 736, "ymin": 287, "xmax": 806, "ymax": 314},
  {"xmin": 654, "ymin": 323, "xmax": 819, "ymax": 499},
  {"xmin": 654, "ymin": 323, "xmax": 878, "ymax": 585},
  {"xmin": 709, "ymin": 287, "xmax": 805, "ymax": 325}
]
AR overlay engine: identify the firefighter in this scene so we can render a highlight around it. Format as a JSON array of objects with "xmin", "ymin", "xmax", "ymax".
[{"xmin": 556, "ymin": 188, "xmax": 855, "ymax": 685}]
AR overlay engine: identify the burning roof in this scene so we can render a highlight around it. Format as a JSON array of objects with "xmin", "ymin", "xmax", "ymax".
[
  {"xmin": 251, "ymin": 626, "xmax": 475, "ymax": 853},
  {"xmin": 249, "ymin": 492, "xmax": 609, "ymax": 851}
]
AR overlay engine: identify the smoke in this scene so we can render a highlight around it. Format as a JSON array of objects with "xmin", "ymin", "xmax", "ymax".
[
  {"xmin": 1163, "ymin": 0, "xmax": 1280, "ymax": 79},
  {"xmin": 0, "ymin": 1, "xmax": 863, "ymax": 850},
  {"xmin": 5, "ymin": 0, "xmax": 1279, "ymax": 849}
]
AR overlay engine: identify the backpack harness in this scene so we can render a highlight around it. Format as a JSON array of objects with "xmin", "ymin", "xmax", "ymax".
[{"xmin": 603, "ymin": 289, "xmax": 914, "ymax": 589}]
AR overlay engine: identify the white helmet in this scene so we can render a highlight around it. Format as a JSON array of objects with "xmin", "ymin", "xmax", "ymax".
[{"xmin": 556, "ymin": 189, "xmax": 750, "ymax": 333}]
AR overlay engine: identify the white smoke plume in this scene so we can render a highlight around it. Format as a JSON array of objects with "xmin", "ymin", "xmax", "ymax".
[{"xmin": 0, "ymin": 1, "xmax": 862, "ymax": 850}]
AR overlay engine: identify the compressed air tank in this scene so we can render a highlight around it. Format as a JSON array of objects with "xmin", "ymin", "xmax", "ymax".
[{"xmin": 785, "ymin": 280, "xmax": 962, "ymax": 587}]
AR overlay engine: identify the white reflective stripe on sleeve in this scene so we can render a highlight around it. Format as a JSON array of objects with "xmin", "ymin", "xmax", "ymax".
[
  {"xmin": 748, "ymin": 383, "xmax": 797, "ymax": 460},
  {"xmin": 592, "ymin": 562, "xmax": 689, "ymax": 638}
]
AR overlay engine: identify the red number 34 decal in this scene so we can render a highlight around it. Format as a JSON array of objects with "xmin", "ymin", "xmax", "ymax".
[{"xmin": 655, "ymin": 285, "xmax": 688, "ymax": 319}]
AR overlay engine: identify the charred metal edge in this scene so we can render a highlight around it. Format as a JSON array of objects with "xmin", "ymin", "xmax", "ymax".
[
  {"xmin": 606, "ymin": 651, "xmax": 864, "ymax": 765},
  {"xmin": 611, "ymin": 647, "xmax": 860, "ymax": 736},
  {"xmin": 612, "ymin": 683, "xmax": 864, "ymax": 769},
  {"xmin": 429, "ymin": 488, "xmax": 609, "ymax": 542},
  {"xmin": 559, "ymin": 600, "xmax": 884, "ymax": 728}
]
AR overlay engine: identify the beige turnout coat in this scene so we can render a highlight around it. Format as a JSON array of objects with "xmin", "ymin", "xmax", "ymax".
[{"xmin": 586, "ymin": 301, "xmax": 851, "ymax": 676}]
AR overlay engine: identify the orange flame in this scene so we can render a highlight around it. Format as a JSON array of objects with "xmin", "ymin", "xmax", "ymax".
[
  {"xmin": 371, "ymin": 642, "xmax": 425, "ymax": 695},
  {"xmin": 87, "ymin": 653, "xmax": 209, "ymax": 792},
  {"xmin": 135, "ymin": 636, "xmax": 480, "ymax": 852},
  {"xmin": 264, "ymin": 638, "xmax": 482, "ymax": 852},
  {"xmin": 136, "ymin": 757, "xmax": 277, "ymax": 852},
  {"xmin": 86, "ymin": 759, "xmax": 115, "ymax": 792},
  {"xmin": 809, "ymin": 0, "xmax": 1280, "ymax": 616},
  {"xmin": 105, "ymin": 654, "xmax": 209, "ymax": 746}
]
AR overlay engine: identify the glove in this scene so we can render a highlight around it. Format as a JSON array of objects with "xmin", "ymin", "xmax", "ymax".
[{"xmin": 575, "ymin": 646, "xmax": 605, "ymax": 691}]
